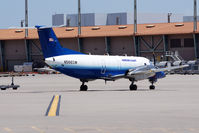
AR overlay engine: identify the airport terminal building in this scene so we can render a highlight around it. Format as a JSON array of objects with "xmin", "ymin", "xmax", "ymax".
[{"xmin": 0, "ymin": 22, "xmax": 199, "ymax": 71}]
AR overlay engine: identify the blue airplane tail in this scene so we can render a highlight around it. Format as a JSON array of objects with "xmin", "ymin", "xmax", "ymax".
[{"xmin": 35, "ymin": 26, "xmax": 83, "ymax": 58}]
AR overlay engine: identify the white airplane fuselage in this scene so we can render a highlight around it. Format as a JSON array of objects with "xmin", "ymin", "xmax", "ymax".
[{"xmin": 45, "ymin": 54, "xmax": 151, "ymax": 80}]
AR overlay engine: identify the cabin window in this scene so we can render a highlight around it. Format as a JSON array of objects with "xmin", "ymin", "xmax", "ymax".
[
  {"xmin": 170, "ymin": 39, "xmax": 181, "ymax": 48},
  {"xmin": 184, "ymin": 38, "xmax": 194, "ymax": 47}
]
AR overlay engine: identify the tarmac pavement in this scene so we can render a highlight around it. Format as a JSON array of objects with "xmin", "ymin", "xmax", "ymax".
[{"xmin": 0, "ymin": 74, "xmax": 199, "ymax": 133}]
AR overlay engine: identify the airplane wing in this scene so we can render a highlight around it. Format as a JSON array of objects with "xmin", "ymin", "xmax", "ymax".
[
  {"xmin": 100, "ymin": 64, "xmax": 188, "ymax": 81},
  {"xmin": 128, "ymin": 64, "xmax": 188, "ymax": 75},
  {"xmin": 152, "ymin": 64, "xmax": 189, "ymax": 73},
  {"xmin": 34, "ymin": 67, "xmax": 59, "ymax": 74},
  {"xmin": 126, "ymin": 64, "xmax": 189, "ymax": 81},
  {"xmin": 100, "ymin": 74, "xmax": 125, "ymax": 81},
  {"xmin": 127, "ymin": 65, "xmax": 154, "ymax": 75}
]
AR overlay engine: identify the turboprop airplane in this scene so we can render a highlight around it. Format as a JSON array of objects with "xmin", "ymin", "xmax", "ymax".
[{"xmin": 35, "ymin": 26, "xmax": 188, "ymax": 91}]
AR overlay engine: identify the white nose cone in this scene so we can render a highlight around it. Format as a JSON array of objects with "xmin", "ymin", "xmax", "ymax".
[{"xmin": 45, "ymin": 57, "xmax": 55, "ymax": 65}]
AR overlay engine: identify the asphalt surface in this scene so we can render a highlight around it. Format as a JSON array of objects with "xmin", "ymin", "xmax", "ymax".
[{"xmin": 0, "ymin": 74, "xmax": 199, "ymax": 133}]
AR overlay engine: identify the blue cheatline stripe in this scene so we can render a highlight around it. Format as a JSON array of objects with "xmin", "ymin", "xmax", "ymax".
[
  {"xmin": 45, "ymin": 95, "xmax": 55, "ymax": 116},
  {"xmin": 56, "ymin": 95, "xmax": 61, "ymax": 116}
]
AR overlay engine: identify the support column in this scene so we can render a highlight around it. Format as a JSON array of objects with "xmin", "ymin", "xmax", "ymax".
[
  {"xmin": 105, "ymin": 37, "xmax": 111, "ymax": 54},
  {"xmin": 163, "ymin": 35, "xmax": 169, "ymax": 52},
  {"xmin": 25, "ymin": 39, "xmax": 32, "ymax": 62},
  {"xmin": 163, "ymin": 35, "xmax": 169, "ymax": 61},
  {"xmin": 134, "ymin": 36, "xmax": 140, "ymax": 56},
  {"xmin": 78, "ymin": 38, "xmax": 83, "ymax": 53},
  {"xmin": 193, "ymin": 34, "xmax": 199, "ymax": 59},
  {"xmin": 0, "ymin": 40, "xmax": 5, "ymax": 71}
]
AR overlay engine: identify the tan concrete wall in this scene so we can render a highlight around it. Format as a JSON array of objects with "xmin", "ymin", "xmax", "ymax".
[
  {"xmin": 140, "ymin": 36, "xmax": 164, "ymax": 51},
  {"xmin": 139, "ymin": 36, "xmax": 164, "ymax": 60},
  {"xmin": 1, "ymin": 34, "xmax": 198, "ymax": 71},
  {"xmin": 31, "ymin": 40, "xmax": 42, "ymax": 55},
  {"xmin": 170, "ymin": 48, "xmax": 195, "ymax": 61},
  {"xmin": 4, "ymin": 40, "xmax": 26, "ymax": 71},
  {"xmin": 83, "ymin": 38, "xmax": 106, "ymax": 55},
  {"xmin": 0, "ymin": 41, "xmax": 2, "ymax": 71},
  {"xmin": 110, "ymin": 37, "xmax": 135, "ymax": 56},
  {"xmin": 168, "ymin": 34, "xmax": 195, "ymax": 60},
  {"xmin": 31, "ymin": 39, "xmax": 43, "ymax": 62},
  {"xmin": 59, "ymin": 38, "xmax": 79, "ymax": 52},
  {"xmin": 0, "ymin": 53, "xmax": 2, "ymax": 71}
]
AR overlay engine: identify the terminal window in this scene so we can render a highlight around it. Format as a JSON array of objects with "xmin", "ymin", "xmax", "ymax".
[
  {"xmin": 184, "ymin": 38, "xmax": 194, "ymax": 47},
  {"xmin": 170, "ymin": 39, "xmax": 181, "ymax": 48}
]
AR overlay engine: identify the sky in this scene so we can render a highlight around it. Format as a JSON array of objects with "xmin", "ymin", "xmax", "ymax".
[{"xmin": 0, "ymin": 0, "xmax": 197, "ymax": 28}]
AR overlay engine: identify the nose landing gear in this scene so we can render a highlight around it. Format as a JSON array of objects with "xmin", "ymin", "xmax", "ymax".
[
  {"xmin": 149, "ymin": 84, "xmax": 155, "ymax": 90},
  {"xmin": 149, "ymin": 78, "xmax": 156, "ymax": 90}
]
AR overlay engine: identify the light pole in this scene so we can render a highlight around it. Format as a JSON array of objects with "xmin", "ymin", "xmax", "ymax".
[
  {"xmin": 78, "ymin": 0, "xmax": 81, "ymax": 35},
  {"xmin": 168, "ymin": 13, "xmax": 172, "ymax": 23},
  {"xmin": 25, "ymin": 0, "xmax": 28, "ymax": 37},
  {"xmin": 25, "ymin": 0, "xmax": 31, "ymax": 61},
  {"xmin": 194, "ymin": 0, "xmax": 197, "ymax": 32},
  {"xmin": 77, "ymin": 0, "xmax": 82, "ymax": 52},
  {"xmin": 134, "ymin": 0, "xmax": 137, "ymax": 34}
]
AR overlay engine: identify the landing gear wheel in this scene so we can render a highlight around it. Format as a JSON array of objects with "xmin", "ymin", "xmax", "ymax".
[
  {"xmin": 149, "ymin": 85, "xmax": 155, "ymax": 90},
  {"xmin": 13, "ymin": 87, "xmax": 18, "ymax": 90},
  {"xmin": 80, "ymin": 85, "xmax": 88, "ymax": 91},
  {"xmin": 1, "ymin": 88, "xmax": 6, "ymax": 91},
  {"xmin": 130, "ymin": 84, "xmax": 137, "ymax": 91}
]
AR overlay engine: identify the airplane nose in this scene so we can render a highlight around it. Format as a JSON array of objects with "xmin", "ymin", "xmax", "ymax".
[{"xmin": 45, "ymin": 58, "xmax": 55, "ymax": 64}]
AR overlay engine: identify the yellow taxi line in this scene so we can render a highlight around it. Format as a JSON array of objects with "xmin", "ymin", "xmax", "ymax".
[{"xmin": 45, "ymin": 95, "xmax": 61, "ymax": 116}]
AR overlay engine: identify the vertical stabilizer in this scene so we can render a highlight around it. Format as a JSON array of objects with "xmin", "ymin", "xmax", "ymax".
[{"xmin": 36, "ymin": 26, "xmax": 83, "ymax": 58}]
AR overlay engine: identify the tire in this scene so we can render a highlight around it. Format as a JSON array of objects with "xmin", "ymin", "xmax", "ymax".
[
  {"xmin": 149, "ymin": 85, "xmax": 155, "ymax": 90},
  {"xmin": 80, "ymin": 85, "xmax": 88, "ymax": 91},
  {"xmin": 1, "ymin": 88, "xmax": 6, "ymax": 90},
  {"xmin": 13, "ymin": 87, "xmax": 18, "ymax": 90},
  {"xmin": 130, "ymin": 84, "xmax": 137, "ymax": 91}
]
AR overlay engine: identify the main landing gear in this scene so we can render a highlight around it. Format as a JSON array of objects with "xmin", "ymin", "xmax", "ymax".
[
  {"xmin": 129, "ymin": 79, "xmax": 137, "ymax": 91},
  {"xmin": 129, "ymin": 78, "xmax": 156, "ymax": 91},
  {"xmin": 80, "ymin": 81, "xmax": 88, "ymax": 91},
  {"xmin": 130, "ymin": 83, "xmax": 137, "ymax": 91}
]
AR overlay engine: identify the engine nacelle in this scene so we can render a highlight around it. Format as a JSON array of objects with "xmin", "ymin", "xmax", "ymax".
[{"xmin": 155, "ymin": 71, "xmax": 166, "ymax": 79}]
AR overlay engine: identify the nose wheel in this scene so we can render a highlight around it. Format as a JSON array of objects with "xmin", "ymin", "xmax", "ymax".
[
  {"xmin": 149, "ymin": 77, "xmax": 157, "ymax": 90},
  {"xmin": 149, "ymin": 80, "xmax": 155, "ymax": 90},
  {"xmin": 149, "ymin": 85, "xmax": 155, "ymax": 90}
]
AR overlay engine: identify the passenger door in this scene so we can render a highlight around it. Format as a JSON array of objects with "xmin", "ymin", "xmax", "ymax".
[{"xmin": 101, "ymin": 60, "xmax": 106, "ymax": 74}]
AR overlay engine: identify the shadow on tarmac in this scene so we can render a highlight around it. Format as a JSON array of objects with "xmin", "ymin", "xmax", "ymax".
[{"xmin": 0, "ymin": 88, "xmax": 177, "ymax": 94}]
